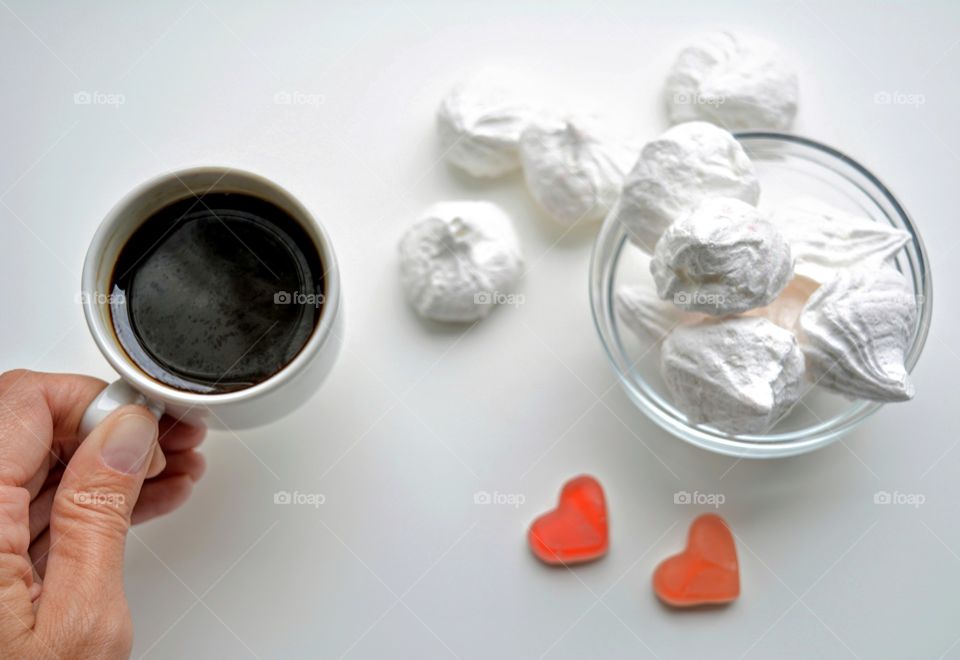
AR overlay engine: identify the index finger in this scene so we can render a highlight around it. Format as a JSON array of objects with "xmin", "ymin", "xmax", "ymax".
[{"xmin": 0, "ymin": 370, "xmax": 107, "ymax": 488}]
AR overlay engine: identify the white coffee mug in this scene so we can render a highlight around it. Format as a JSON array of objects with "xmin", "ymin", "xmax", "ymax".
[{"xmin": 79, "ymin": 166, "xmax": 342, "ymax": 436}]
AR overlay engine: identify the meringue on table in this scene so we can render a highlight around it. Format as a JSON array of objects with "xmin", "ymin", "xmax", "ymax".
[
  {"xmin": 436, "ymin": 73, "xmax": 535, "ymax": 178},
  {"xmin": 664, "ymin": 30, "xmax": 799, "ymax": 131},
  {"xmin": 519, "ymin": 114, "xmax": 635, "ymax": 226},
  {"xmin": 398, "ymin": 201, "xmax": 524, "ymax": 323}
]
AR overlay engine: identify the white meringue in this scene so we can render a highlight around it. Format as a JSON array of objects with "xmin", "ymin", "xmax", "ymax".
[
  {"xmin": 615, "ymin": 285, "xmax": 701, "ymax": 342},
  {"xmin": 436, "ymin": 73, "xmax": 534, "ymax": 178},
  {"xmin": 744, "ymin": 275, "xmax": 820, "ymax": 330},
  {"xmin": 797, "ymin": 268, "xmax": 917, "ymax": 402},
  {"xmin": 519, "ymin": 115, "xmax": 636, "ymax": 225},
  {"xmin": 664, "ymin": 31, "xmax": 799, "ymax": 131},
  {"xmin": 770, "ymin": 197, "xmax": 911, "ymax": 283},
  {"xmin": 661, "ymin": 316, "xmax": 805, "ymax": 435},
  {"xmin": 650, "ymin": 197, "xmax": 793, "ymax": 315},
  {"xmin": 398, "ymin": 202, "xmax": 524, "ymax": 322},
  {"xmin": 611, "ymin": 121, "xmax": 760, "ymax": 251}
]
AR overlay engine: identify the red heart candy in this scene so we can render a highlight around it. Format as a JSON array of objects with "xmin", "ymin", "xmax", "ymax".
[
  {"xmin": 528, "ymin": 475, "xmax": 608, "ymax": 565},
  {"xmin": 653, "ymin": 513, "xmax": 739, "ymax": 607}
]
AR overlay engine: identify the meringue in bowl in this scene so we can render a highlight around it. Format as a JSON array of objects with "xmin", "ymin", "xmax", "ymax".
[{"xmin": 589, "ymin": 133, "xmax": 932, "ymax": 458}]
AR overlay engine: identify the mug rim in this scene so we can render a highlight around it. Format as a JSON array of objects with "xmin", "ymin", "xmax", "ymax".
[{"xmin": 81, "ymin": 165, "xmax": 341, "ymax": 408}]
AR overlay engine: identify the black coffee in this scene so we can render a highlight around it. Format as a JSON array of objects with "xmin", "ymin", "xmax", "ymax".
[{"xmin": 110, "ymin": 192, "xmax": 324, "ymax": 394}]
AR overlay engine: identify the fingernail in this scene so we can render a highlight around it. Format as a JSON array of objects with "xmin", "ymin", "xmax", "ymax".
[
  {"xmin": 146, "ymin": 445, "xmax": 167, "ymax": 479},
  {"xmin": 101, "ymin": 414, "xmax": 158, "ymax": 474}
]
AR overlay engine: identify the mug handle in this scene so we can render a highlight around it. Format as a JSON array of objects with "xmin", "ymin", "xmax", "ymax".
[{"xmin": 79, "ymin": 380, "xmax": 165, "ymax": 439}]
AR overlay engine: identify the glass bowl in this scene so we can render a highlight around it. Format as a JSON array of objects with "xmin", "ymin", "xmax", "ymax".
[{"xmin": 589, "ymin": 132, "xmax": 932, "ymax": 458}]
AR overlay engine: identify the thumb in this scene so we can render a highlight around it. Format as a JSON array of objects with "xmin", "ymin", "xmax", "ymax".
[{"xmin": 35, "ymin": 405, "xmax": 158, "ymax": 631}]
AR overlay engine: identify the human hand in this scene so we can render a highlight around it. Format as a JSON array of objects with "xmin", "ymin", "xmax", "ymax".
[{"xmin": 0, "ymin": 370, "xmax": 206, "ymax": 659}]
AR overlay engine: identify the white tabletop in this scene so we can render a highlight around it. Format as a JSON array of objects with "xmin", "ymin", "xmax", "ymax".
[{"xmin": 2, "ymin": 1, "xmax": 958, "ymax": 658}]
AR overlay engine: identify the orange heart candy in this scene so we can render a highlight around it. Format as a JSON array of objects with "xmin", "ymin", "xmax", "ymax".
[
  {"xmin": 653, "ymin": 513, "xmax": 739, "ymax": 607},
  {"xmin": 528, "ymin": 475, "xmax": 608, "ymax": 565}
]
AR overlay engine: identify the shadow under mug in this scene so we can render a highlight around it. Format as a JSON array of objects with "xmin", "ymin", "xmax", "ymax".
[{"xmin": 79, "ymin": 167, "xmax": 343, "ymax": 436}]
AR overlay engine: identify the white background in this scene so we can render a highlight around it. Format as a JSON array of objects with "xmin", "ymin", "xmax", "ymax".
[{"xmin": 1, "ymin": 1, "xmax": 959, "ymax": 658}]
